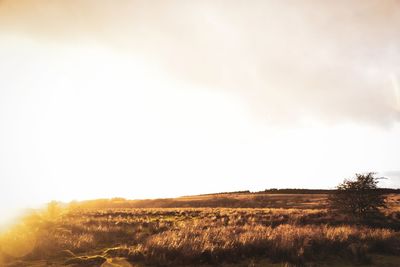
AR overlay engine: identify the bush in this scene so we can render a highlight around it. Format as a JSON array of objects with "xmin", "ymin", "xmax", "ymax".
[{"xmin": 328, "ymin": 173, "xmax": 386, "ymax": 218}]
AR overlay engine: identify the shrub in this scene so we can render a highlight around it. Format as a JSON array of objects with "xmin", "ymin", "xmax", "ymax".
[{"xmin": 328, "ymin": 173, "xmax": 386, "ymax": 218}]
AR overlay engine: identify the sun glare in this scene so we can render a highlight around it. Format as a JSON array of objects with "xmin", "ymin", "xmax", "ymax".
[{"xmin": 1, "ymin": 1, "xmax": 400, "ymax": 266}]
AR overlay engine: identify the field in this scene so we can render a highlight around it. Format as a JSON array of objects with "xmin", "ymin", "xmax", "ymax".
[{"xmin": 1, "ymin": 193, "xmax": 400, "ymax": 266}]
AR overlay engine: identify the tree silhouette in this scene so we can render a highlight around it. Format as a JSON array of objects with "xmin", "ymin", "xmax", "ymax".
[{"xmin": 328, "ymin": 172, "xmax": 386, "ymax": 218}]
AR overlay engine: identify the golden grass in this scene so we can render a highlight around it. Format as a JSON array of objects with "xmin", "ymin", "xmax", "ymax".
[{"xmin": 0, "ymin": 194, "xmax": 399, "ymax": 266}]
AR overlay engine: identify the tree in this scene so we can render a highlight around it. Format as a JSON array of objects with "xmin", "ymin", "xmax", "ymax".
[{"xmin": 328, "ymin": 172, "xmax": 386, "ymax": 218}]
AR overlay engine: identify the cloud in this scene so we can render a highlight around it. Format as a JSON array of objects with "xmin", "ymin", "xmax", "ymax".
[
  {"xmin": 379, "ymin": 170, "xmax": 400, "ymax": 188},
  {"xmin": 1, "ymin": 0, "xmax": 400, "ymax": 125},
  {"xmin": 383, "ymin": 170, "xmax": 400, "ymax": 177}
]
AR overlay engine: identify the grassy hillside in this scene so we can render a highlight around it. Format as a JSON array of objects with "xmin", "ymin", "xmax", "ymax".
[
  {"xmin": 72, "ymin": 193, "xmax": 330, "ymax": 210},
  {"xmin": 1, "ymin": 193, "xmax": 400, "ymax": 266}
]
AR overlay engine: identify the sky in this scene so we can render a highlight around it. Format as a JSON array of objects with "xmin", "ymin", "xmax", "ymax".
[{"xmin": 0, "ymin": 0, "xmax": 400, "ymax": 223}]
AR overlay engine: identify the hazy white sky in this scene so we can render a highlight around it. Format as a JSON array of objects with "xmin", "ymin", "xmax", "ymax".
[{"xmin": 0, "ymin": 0, "xmax": 400, "ymax": 222}]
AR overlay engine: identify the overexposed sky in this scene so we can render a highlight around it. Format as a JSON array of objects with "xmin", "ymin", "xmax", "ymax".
[{"xmin": 0, "ymin": 0, "xmax": 400, "ymax": 222}]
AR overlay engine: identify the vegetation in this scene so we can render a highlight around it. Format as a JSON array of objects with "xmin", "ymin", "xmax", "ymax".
[
  {"xmin": 329, "ymin": 173, "xmax": 387, "ymax": 218},
  {"xmin": 0, "ymin": 193, "xmax": 399, "ymax": 266}
]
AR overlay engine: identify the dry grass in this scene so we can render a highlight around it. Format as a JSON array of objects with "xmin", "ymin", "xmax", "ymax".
[
  {"xmin": 0, "ymin": 194, "xmax": 400, "ymax": 266},
  {"xmin": 143, "ymin": 221, "xmax": 399, "ymax": 265}
]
